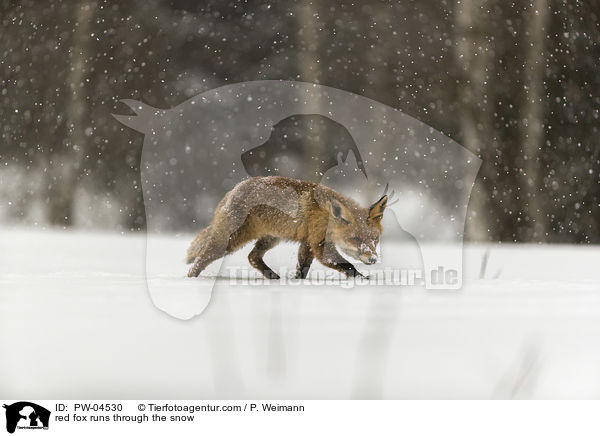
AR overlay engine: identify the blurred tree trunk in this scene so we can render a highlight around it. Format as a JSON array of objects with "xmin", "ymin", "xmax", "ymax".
[
  {"xmin": 47, "ymin": 1, "xmax": 95, "ymax": 226},
  {"xmin": 454, "ymin": 0, "xmax": 496, "ymax": 241},
  {"xmin": 297, "ymin": 3, "xmax": 321, "ymax": 85},
  {"xmin": 296, "ymin": 2, "xmax": 325, "ymax": 181},
  {"xmin": 365, "ymin": 4, "xmax": 392, "ymax": 199},
  {"xmin": 521, "ymin": 0, "xmax": 549, "ymax": 240}
]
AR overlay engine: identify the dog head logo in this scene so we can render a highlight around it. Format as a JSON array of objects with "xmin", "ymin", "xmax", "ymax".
[
  {"xmin": 114, "ymin": 80, "xmax": 481, "ymax": 319},
  {"xmin": 3, "ymin": 402, "xmax": 50, "ymax": 434},
  {"xmin": 240, "ymin": 114, "xmax": 366, "ymax": 182}
]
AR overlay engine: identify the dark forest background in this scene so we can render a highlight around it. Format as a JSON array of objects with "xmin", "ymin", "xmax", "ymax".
[{"xmin": 1, "ymin": 0, "xmax": 598, "ymax": 242}]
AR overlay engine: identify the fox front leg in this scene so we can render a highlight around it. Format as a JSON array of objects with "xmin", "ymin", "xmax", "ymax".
[
  {"xmin": 312, "ymin": 240, "xmax": 364, "ymax": 278},
  {"xmin": 295, "ymin": 240, "xmax": 314, "ymax": 279}
]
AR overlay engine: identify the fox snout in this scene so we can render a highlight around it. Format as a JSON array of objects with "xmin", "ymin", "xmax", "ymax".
[
  {"xmin": 339, "ymin": 244, "xmax": 379, "ymax": 265},
  {"xmin": 363, "ymin": 255, "xmax": 378, "ymax": 265},
  {"xmin": 359, "ymin": 250, "xmax": 378, "ymax": 265}
]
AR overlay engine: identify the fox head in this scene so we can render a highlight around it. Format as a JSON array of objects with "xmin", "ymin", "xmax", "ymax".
[{"xmin": 326, "ymin": 194, "xmax": 388, "ymax": 265}]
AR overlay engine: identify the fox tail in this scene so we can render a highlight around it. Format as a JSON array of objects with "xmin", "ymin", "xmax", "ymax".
[{"xmin": 186, "ymin": 226, "xmax": 212, "ymax": 264}]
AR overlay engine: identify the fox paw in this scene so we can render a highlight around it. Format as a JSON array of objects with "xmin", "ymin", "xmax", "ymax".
[
  {"xmin": 264, "ymin": 270, "xmax": 280, "ymax": 280},
  {"xmin": 345, "ymin": 269, "xmax": 364, "ymax": 278},
  {"xmin": 295, "ymin": 267, "xmax": 310, "ymax": 279}
]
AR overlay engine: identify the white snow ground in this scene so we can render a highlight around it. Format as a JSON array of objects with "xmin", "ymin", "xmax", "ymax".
[{"xmin": 1, "ymin": 228, "xmax": 599, "ymax": 399}]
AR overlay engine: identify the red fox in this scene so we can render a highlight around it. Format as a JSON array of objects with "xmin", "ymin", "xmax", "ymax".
[{"xmin": 186, "ymin": 176, "xmax": 388, "ymax": 279}]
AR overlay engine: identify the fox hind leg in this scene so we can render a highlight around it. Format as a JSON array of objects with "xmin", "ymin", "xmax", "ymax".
[
  {"xmin": 295, "ymin": 240, "xmax": 314, "ymax": 279},
  {"xmin": 248, "ymin": 235, "xmax": 281, "ymax": 279},
  {"xmin": 188, "ymin": 203, "xmax": 258, "ymax": 277}
]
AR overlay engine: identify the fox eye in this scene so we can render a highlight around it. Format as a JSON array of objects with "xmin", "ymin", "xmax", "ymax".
[
  {"xmin": 340, "ymin": 217, "xmax": 350, "ymax": 225},
  {"xmin": 351, "ymin": 236, "xmax": 361, "ymax": 243}
]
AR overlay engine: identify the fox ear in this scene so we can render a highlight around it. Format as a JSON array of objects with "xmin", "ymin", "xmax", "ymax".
[{"xmin": 369, "ymin": 195, "xmax": 388, "ymax": 222}]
